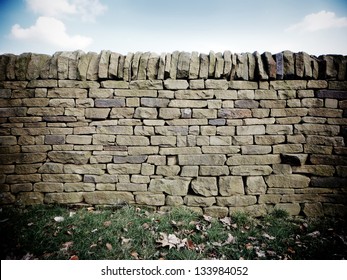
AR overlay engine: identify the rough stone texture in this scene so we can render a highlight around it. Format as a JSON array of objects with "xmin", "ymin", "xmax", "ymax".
[{"xmin": 0, "ymin": 50, "xmax": 346, "ymax": 217}]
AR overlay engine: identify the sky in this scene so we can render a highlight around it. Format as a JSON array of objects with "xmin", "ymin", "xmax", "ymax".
[{"xmin": 0, "ymin": 0, "xmax": 347, "ymax": 56}]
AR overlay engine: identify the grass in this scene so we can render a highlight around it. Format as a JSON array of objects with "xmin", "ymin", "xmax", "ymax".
[{"xmin": 0, "ymin": 205, "xmax": 346, "ymax": 260}]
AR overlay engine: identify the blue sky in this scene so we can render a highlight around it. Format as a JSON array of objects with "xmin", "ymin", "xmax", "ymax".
[{"xmin": 0, "ymin": 0, "xmax": 347, "ymax": 55}]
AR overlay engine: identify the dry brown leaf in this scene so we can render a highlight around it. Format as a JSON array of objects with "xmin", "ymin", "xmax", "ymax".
[
  {"xmin": 223, "ymin": 233, "xmax": 236, "ymax": 245},
  {"xmin": 203, "ymin": 215, "xmax": 213, "ymax": 223},
  {"xmin": 106, "ymin": 243, "xmax": 113, "ymax": 251},
  {"xmin": 121, "ymin": 237, "xmax": 132, "ymax": 245},
  {"xmin": 69, "ymin": 255, "xmax": 79, "ymax": 260},
  {"xmin": 262, "ymin": 233, "xmax": 276, "ymax": 240},
  {"xmin": 131, "ymin": 251, "xmax": 139, "ymax": 259},
  {"xmin": 60, "ymin": 241, "xmax": 73, "ymax": 252},
  {"xmin": 220, "ymin": 216, "xmax": 232, "ymax": 226},
  {"xmin": 103, "ymin": 221, "xmax": 112, "ymax": 227}
]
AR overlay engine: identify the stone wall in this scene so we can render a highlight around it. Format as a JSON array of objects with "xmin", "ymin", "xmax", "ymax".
[{"xmin": 0, "ymin": 50, "xmax": 346, "ymax": 217}]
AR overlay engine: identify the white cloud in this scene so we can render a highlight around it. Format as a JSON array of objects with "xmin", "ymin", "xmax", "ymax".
[
  {"xmin": 286, "ymin": 10, "xmax": 347, "ymax": 32},
  {"xmin": 11, "ymin": 16, "xmax": 92, "ymax": 50},
  {"xmin": 26, "ymin": 0, "xmax": 107, "ymax": 22}
]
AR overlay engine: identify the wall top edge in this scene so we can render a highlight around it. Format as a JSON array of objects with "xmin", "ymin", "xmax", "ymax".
[{"xmin": 0, "ymin": 50, "xmax": 346, "ymax": 82}]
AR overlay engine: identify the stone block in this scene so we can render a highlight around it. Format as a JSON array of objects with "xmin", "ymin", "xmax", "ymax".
[
  {"xmin": 236, "ymin": 125, "xmax": 265, "ymax": 135},
  {"xmin": 164, "ymin": 80, "xmax": 189, "ymax": 90},
  {"xmin": 246, "ymin": 176, "xmax": 267, "ymax": 194},
  {"xmin": 156, "ymin": 165, "xmax": 180, "ymax": 176},
  {"xmin": 204, "ymin": 206, "xmax": 229, "ymax": 218},
  {"xmin": 219, "ymin": 176, "xmax": 244, "ymax": 196},
  {"xmin": 36, "ymin": 163, "xmax": 64, "ymax": 174},
  {"xmin": 44, "ymin": 192, "xmax": 83, "ymax": 204},
  {"xmin": 184, "ymin": 196, "xmax": 216, "ymax": 207},
  {"xmin": 218, "ymin": 109, "xmax": 252, "ymax": 118},
  {"xmin": 199, "ymin": 166, "xmax": 229, "ymax": 176},
  {"xmin": 303, "ymin": 202, "xmax": 324, "ymax": 217},
  {"xmin": 107, "ymin": 164, "xmax": 141, "ymax": 174},
  {"xmin": 149, "ymin": 178, "xmax": 190, "ymax": 195},
  {"xmin": 230, "ymin": 165, "xmax": 273, "ymax": 176},
  {"xmin": 48, "ymin": 151, "xmax": 90, "ymax": 164},
  {"xmin": 191, "ymin": 177, "xmax": 218, "ymax": 196},
  {"xmin": 117, "ymin": 136, "xmax": 149, "ymax": 146},
  {"xmin": 136, "ymin": 193, "xmax": 165, "ymax": 206},
  {"xmin": 116, "ymin": 183, "xmax": 147, "ymax": 192},
  {"xmin": 133, "ymin": 107, "xmax": 157, "ymax": 119},
  {"xmin": 17, "ymin": 192, "xmax": 44, "ymax": 205},
  {"xmin": 166, "ymin": 196, "xmax": 184, "ymax": 206},
  {"xmin": 181, "ymin": 166, "xmax": 199, "ymax": 177},
  {"xmin": 227, "ymin": 155, "xmax": 280, "ymax": 165},
  {"xmin": 84, "ymin": 191, "xmax": 134, "ymax": 205},
  {"xmin": 11, "ymin": 183, "xmax": 33, "ymax": 193},
  {"xmin": 178, "ymin": 154, "xmax": 226, "ymax": 166},
  {"xmin": 84, "ymin": 174, "xmax": 118, "ymax": 183},
  {"xmin": 265, "ymin": 175, "xmax": 310, "ymax": 188},
  {"xmin": 85, "ymin": 108, "xmax": 110, "ymax": 119},
  {"xmin": 274, "ymin": 203, "xmax": 301, "ymax": 216},
  {"xmin": 64, "ymin": 183, "xmax": 95, "ymax": 192},
  {"xmin": 217, "ymin": 195, "xmax": 257, "ymax": 207}
]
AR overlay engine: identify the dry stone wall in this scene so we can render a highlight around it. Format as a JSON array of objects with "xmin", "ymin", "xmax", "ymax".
[{"xmin": 0, "ymin": 50, "xmax": 347, "ymax": 217}]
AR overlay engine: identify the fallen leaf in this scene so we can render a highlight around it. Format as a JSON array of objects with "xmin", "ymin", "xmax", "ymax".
[
  {"xmin": 266, "ymin": 250, "xmax": 277, "ymax": 257},
  {"xmin": 121, "ymin": 237, "xmax": 132, "ymax": 245},
  {"xmin": 220, "ymin": 216, "xmax": 232, "ymax": 226},
  {"xmin": 106, "ymin": 243, "xmax": 113, "ymax": 251},
  {"xmin": 245, "ymin": 243, "xmax": 253, "ymax": 250},
  {"xmin": 69, "ymin": 255, "xmax": 79, "ymax": 260},
  {"xmin": 54, "ymin": 216, "xmax": 65, "ymax": 222},
  {"xmin": 91, "ymin": 228, "xmax": 98, "ymax": 233},
  {"xmin": 262, "ymin": 233, "xmax": 276, "ymax": 240},
  {"xmin": 131, "ymin": 251, "xmax": 139, "ymax": 259},
  {"xmin": 90, "ymin": 243, "xmax": 97, "ymax": 248},
  {"xmin": 186, "ymin": 239, "xmax": 195, "ymax": 250},
  {"xmin": 203, "ymin": 215, "xmax": 213, "ymax": 223},
  {"xmin": 223, "ymin": 233, "xmax": 236, "ymax": 245},
  {"xmin": 69, "ymin": 211, "xmax": 76, "ymax": 217},
  {"xmin": 103, "ymin": 221, "xmax": 112, "ymax": 227},
  {"xmin": 66, "ymin": 230, "xmax": 73, "ymax": 236},
  {"xmin": 27, "ymin": 222, "xmax": 34, "ymax": 227},
  {"xmin": 157, "ymin": 232, "xmax": 186, "ymax": 249},
  {"xmin": 256, "ymin": 250, "xmax": 266, "ymax": 258},
  {"xmin": 287, "ymin": 247, "xmax": 295, "ymax": 254},
  {"xmin": 307, "ymin": 231, "xmax": 320, "ymax": 238},
  {"xmin": 60, "ymin": 241, "xmax": 73, "ymax": 252}
]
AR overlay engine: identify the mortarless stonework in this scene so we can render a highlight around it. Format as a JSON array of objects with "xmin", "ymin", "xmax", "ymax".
[{"xmin": 0, "ymin": 50, "xmax": 346, "ymax": 217}]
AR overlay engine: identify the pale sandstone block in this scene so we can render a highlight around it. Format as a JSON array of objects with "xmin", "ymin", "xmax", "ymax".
[
  {"xmin": 246, "ymin": 176, "xmax": 267, "ymax": 194},
  {"xmin": 184, "ymin": 195, "xmax": 216, "ymax": 207},
  {"xmin": 265, "ymin": 175, "xmax": 310, "ymax": 188},
  {"xmin": 219, "ymin": 176, "xmax": 244, "ymax": 196}
]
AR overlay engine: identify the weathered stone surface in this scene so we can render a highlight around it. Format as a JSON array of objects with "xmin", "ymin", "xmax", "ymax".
[
  {"xmin": 184, "ymin": 196, "xmax": 216, "ymax": 207},
  {"xmin": 48, "ymin": 151, "xmax": 91, "ymax": 164},
  {"xmin": 136, "ymin": 193, "xmax": 165, "ymax": 206},
  {"xmin": 177, "ymin": 52, "xmax": 190, "ymax": 79},
  {"xmin": 227, "ymin": 155, "xmax": 280, "ymax": 165},
  {"xmin": 219, "ymin": 176, "xmax": 244, "ymax": 196},
  {"xmin": 204, "ymin": 206, "xmax": 228, "ymax": 218},
  {"xmin": 246, "ymin": 176, "xmax": 267, "ymax": 194},
  {"xmin": 179, "ymin": 154, "xmax": 226, "ymax": 166},
  {"xmin": 64, "ymin": 183, "xmax": 95, "ymax": 192},
  {"xmin": 191, "ymin": 177, "xmax": 218, "ymax": 197},
  {"xmin": 84, "ymin": 191, "xmax": 134, "ymax": 205},
  {"xmin": 303, "ymin": 202, "xmax": 324, "ymax": 217},
  {"xmin": 230, "ymin": 165, "xmax": 273, "ymax": 176},
  {"xmin": 217, "ymin": 195, "xmax": 257, "ymax": 207},
  {"xmin": 149, "ymin": 178, "xmax": 190, "ymax": 195},
  {"xmin": 44, "ymin": 192, "xmax": 83, "ymax": 204},
  {"xmin": 107, "ymin": 164, "xmax": 141, "ymax": 174},
  {"xmin": 265, "ymin": 175, "xmax": 310, "ymax": 188},
  {"xmin": 156, "ymin": 165, "xmax": 180, "ymax": 176},
  {"xmin": 274, "ymin": 203, "xmax": 301, "ymax": 215}
]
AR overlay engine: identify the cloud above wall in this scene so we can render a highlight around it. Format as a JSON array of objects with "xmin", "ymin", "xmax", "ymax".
[
  {"xmin": 26, "ymin": 0, "xmax": 107, "ymax": 22},
  {"xmin": 11, "ymin": 16, "xmax": 93, "ymax": 50},
  {"xmin": 286, "ymin": 10, "xmax": 347, "ymax": 32},
  {"xmin": 9, "ymin": 0, "xmax": 107, "ymax": 51}
]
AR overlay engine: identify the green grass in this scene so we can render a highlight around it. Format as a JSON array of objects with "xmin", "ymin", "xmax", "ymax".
[{"xmin": 0, "ymin": 205, "xmax": 346, "ymax": 260}]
